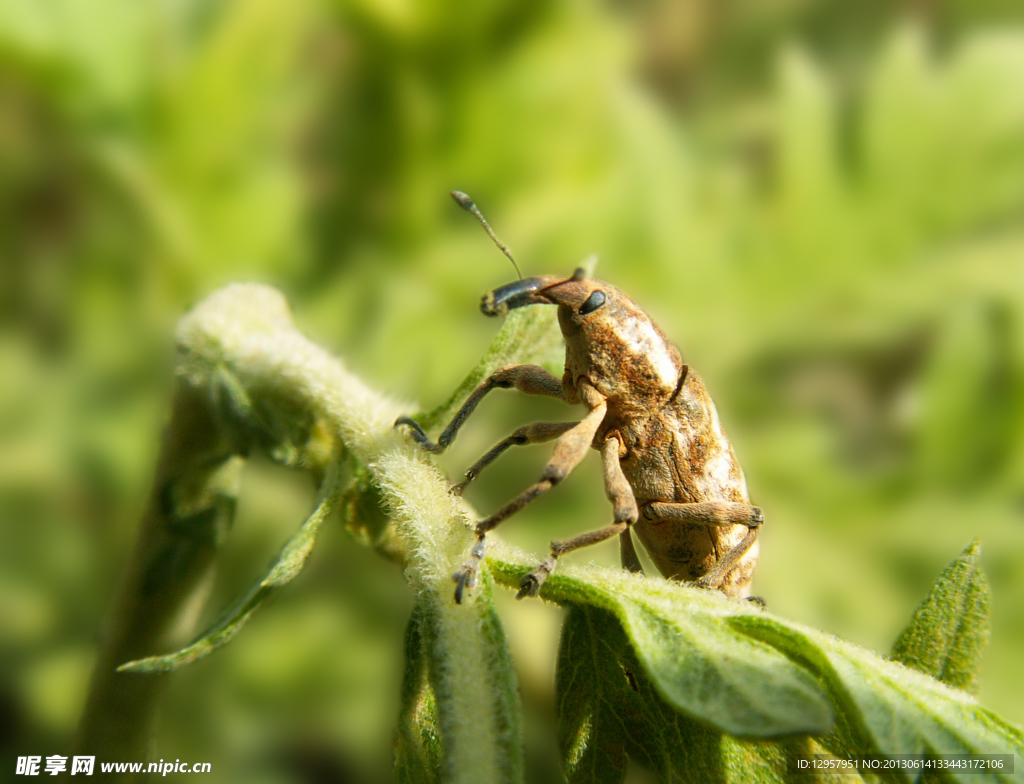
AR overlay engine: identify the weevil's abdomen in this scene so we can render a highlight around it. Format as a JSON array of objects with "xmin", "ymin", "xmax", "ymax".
[
  {"xmin": 634, "ymin": 516, "xmax": 758, "ymax": 599},
  {"xmin": 620, "ymin": 372, "xmax": 759, "ymax": 598}
]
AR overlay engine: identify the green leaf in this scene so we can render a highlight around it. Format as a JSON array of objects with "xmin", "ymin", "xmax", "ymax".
[
  {"xmin": 731, "ymin": 613, "xmax": 1023, "ymax": 784},
  {"xmin": 890, "ymin": 539, "xmax": 991, "ymax": 696},
  {"xmin": 489, "ymin": 552, "xmax": 1024, "ymax": 783},
  {"xmin": 395, "ymin": 599, "xmax": 444, "ymax": 784},
  {"xmin": 558, "ymin": 605, "xmax": 864, "ymax": 784},
  {"xmin": 557, "ymin": 606, "xmax": 628, "ymax": 784},
  {"xmin": 492, "ymin": 557, "xmax": 834, "ymax": 739},
  {"xmin": 117, "ymin": 457, "xmax": 344, "ymax": 673}
]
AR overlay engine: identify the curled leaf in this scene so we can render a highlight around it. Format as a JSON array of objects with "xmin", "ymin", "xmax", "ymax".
[
  {"xmin": 118, "ymin": 456, "xmax": 344, "ymax": 673},
  {"xmin": 412, "ymin": 571, "xmax": 524, "ymax": 784}
]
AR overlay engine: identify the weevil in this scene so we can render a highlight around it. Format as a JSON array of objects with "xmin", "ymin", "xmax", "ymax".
[{"xmin": 396, "ymin": 192, "xmax": 762, "ymax": 604}]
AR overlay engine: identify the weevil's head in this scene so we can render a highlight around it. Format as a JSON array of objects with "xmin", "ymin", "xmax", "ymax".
[{"xmin": 481, "ymin": 268, "xmax": 684, "ymax": 407}]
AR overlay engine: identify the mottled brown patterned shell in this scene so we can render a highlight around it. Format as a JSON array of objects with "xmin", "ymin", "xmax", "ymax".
[{"xmin": 532, "ymin": 274, "xmax": 758, "ymax": 598}]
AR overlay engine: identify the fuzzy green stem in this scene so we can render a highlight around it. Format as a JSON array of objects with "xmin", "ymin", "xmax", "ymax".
[{"xmin": 78, "ymin": 283, "xmax": 523, "ymax": 783}]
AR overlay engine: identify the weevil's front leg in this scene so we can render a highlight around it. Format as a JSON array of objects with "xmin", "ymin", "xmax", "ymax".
[
  {"xmin": 642, "ymin": 501, "xmax": 763, "ymax": 590},
  {"xmin": 395, "ymin": 364, "xmax": 565, "ymax": 453},
  {"xmin": 451, "ymin": 420, "xmax": 577, "ymax": 496},
  {"xmin": 518, "ymin": 432, "xmax": 639, "ymax": 598},
  {"xmin": 453, "ymin": 384, "xmax": 606, "ymax": 603}
]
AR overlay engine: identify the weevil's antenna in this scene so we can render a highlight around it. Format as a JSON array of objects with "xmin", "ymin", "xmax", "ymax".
[{"xmin": 451, "ymin": 190, "xmax": 522, "ymax": 280}]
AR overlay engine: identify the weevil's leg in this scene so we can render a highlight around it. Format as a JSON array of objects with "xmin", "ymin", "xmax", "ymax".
[
  {"xmin": 395, "ymin": 364, "xmax": 565, "ymax": 454},
  {"xmin": 451, "ymin": 420, "xmax": 576, "ymax": 496},
  {"xmin": 393, "ymin": 416, "xmax": 445, "ymax": 454},
  {"xmin": 475, "ymin": 388, "xmax": 605, "ymax": 537},
  {"xmin": 642, "ymin": 500, "xmax": 763, "ymax": 591},
  {"xmin": 453, "ymin": 384, "xmax": 606, "ymax": 603},
  {"xmin": 695, "ymin": 525, "xmax": 760, "ymax": 590},
  {"xmin": 518, "ymin": 433, "xmax": 639, "ymax": 598},
  {"xmin": 516, "ymin": 522, "xmax": 629, "ymax": 599},
  {"xmin": 610, "ymin": 434, "xmax": 645, "ymax": 574},
  {"xmin": 643, "ymin": 501, "xmax": 764, "ymax": 527},
  {"xmin": 620, "ymin": 529, "xmax": 643, "ymax": 574}
]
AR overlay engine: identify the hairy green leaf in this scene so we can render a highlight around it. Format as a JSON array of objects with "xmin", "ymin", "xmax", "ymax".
[
  {"xmin": 557, "ymin": 606, "xmax": 628, "ymax": 784},
  {"xmin": 890, "ymin": 539, "xmax": 991, "ymax": 695},
  {"xmin": 558, "ymin": 605, "xmax": 861, "ymax": 784},
  {"xmin": 491, "ymin": 556, "xmax": 833, "ymax": 739},
  {"xmin": 735, "ymin": 612, "xmax": 1023, "ymax": 783},
  {"xmin": 489, "ymin": 550, "xmax": 1024, "ymax": 783}
]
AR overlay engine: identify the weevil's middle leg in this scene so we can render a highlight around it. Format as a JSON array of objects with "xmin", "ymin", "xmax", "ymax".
[
  {"xmin": 518, "ymin": 433, "xmax": 639, "ymax": 598},
  {"xmin": 452, "ymin": 384, "xmax": 606, "ymax": 603},
  {"xmin": 515, "ymin": 521, "xmax": 630, "ymax": 599},
  {"xmin": 395, "ymin": 364, "xmax": 565, "ymax": 453},
  {"xmin": 451, "ymin": 420, "xmax": 576, "ymax": 496}
]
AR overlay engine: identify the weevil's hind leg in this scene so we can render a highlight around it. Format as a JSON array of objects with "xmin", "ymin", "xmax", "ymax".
[
  {"xmin": 643, "ymin": 501, "xmax": 764, "ymax": 527},
  {"xmin": 394, "ymin": 364, "xmax": 566, "ymax": 453},
  {"xmin": 454, "ymin": 384, "xmax": 607, "ymax": 603},
  {"xmin": 451, "ymin": 420, "xmax": 576, "ymax": 496},
  {"xmin": 641, "ymin": 500, "xmax": 763, "ymax": 592},
  {"xmin": 518, "ymin": 433, "xmax": 639, "ymax": 598},
  {"xmin": 620, "ymin": 528, "xmax": 643, "ymax": 574},
  {"xmin": 695, "ymin": 525, "xmax": 760, "ymax": 590}
]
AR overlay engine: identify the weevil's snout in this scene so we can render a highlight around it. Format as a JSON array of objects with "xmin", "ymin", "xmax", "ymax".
[
  {"xmin": 481, "ymin": 277, "xmax": 549, "ymax": 316},
  {"xmin": 481, "ymin": 271, "xmax": 589, "ymax": 317}
]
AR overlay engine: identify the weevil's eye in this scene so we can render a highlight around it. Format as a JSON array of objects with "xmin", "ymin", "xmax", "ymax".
[{"xmin": 579, "ymin": 290, "xmax": 606, "ymax": 315}]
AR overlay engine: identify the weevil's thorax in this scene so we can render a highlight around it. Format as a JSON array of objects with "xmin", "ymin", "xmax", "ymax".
[{"xmin": 551, "ymin": 280, "xmax": 684, "ymax": 416}]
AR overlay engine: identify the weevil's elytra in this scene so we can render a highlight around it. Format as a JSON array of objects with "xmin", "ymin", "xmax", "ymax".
[{"xmin": 396, "ymin": 192, "xmax": 762, "ymax": 603}]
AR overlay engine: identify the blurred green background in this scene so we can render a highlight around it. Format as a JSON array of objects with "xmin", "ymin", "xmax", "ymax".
[{"xmin": 3, "ymin": 0, "xmax": 1024, "ymax": 781}]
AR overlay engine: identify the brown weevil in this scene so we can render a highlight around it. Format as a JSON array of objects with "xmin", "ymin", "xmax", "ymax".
[{"xmin": 396, "ymin": 192, "xmax": 762, "ymax": 604}]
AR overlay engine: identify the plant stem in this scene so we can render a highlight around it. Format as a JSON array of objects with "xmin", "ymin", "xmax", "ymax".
[{"xmin": 76, "ymin": 283, "xmax": 524, "ymax": 782}]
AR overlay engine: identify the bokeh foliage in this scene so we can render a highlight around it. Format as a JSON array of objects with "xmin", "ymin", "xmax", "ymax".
[{"xmin": 3, "ymin": 0, "xmax": 1024, "ymax": 782}]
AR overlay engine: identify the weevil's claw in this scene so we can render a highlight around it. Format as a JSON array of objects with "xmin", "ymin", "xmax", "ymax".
[
  {"xmin": 453, "ymin": 567, "xmax": 476, "ymax": 604},
  {"xmin": 515, "ymin": 574, "xmax": 542, "ymax": 600},
  {"xmin": 746, "ymin": 595, "xmax": 767, "ymax": 609},
  {"xmin": 449, "ymin": 477, "xmax": 471, "ymax": 497},
  {"xmin": 516, "ymin": 556, "xmax": 556, "ymax": 600},
  {"xmin": 750, "ymin": 507, "xmax": 764, "ymax": 525},
  {"xmin": 452, "ymin": 538, "xmax": 486, "ymax": 604},
  {"xmin": 395, "ymin": 416, "xmax": 444, "ymax": 454},
  {"xmin": 694, "ymin": 572, "xmax": 723, "ymax": 590}
]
